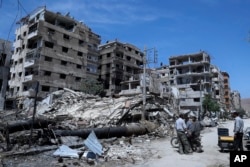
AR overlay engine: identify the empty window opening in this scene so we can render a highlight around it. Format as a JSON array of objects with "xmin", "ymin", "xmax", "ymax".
[
  {"xmin": 44, "ymin": 41, "xmax": 54, "ymax": 48},
  {"xmin": 42, "ymin": 85, "xmax": 50, "ymax": 92},
  {"xmin": 79, "ymin": 40, "xmax": 84, "ymax": 45},
  {"xmin": 107, "ymin": 53, "xmax": 111, "ymax": 57},
  {"xmin": 75, "ymin": 77, "xmax": 81, "ymax": 82},
  {"xmin": 78, "ymin": 51, "xmax": 83, "ymax": 56},
  {"xmin": 60, "ymin": 74, "xmax": 66, "ymax": 79},
  {"xmin": 44, "ymin": 71, "xmax": 51, "ymax": 76},
  {"xmin": 76, "ymin": 64, "xmax": 82, "ymax": 69},
  {"xmin": 61, "ymin": 60, "xmax": 67, "ymax": 66},
  {"xmin": 62, "ymin": 47, "xmax": 68, "ymax": 53},
  {"xmin": 48, "ymin": 28, "xmax": 55, "ymax": 35},
  {"xmin": 18, "ymin": 72, "xmax": 22, "ymax": 77},
  {"xmin": 44, "ymin": 56, "xmax": 52, "ymax": 62},
  {"xmin": 63, "ymin": 34, "xmax": 69, "ymax": 40}
]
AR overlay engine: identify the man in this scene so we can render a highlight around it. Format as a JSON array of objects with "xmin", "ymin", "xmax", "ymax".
[
  {"xmin": 187, "ymin": 115, "xmax": 203, "ymax": 152},
  {"xmin": 232, "ymin": 111, "xmax": 244, "ymax": 151},
  {"xmin": 175, "ymin": 113, "xmax": 192, "ymax": 154}
]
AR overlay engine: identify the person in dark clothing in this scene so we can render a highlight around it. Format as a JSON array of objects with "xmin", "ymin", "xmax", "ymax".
[
  {"xmin": 232, "ymin": 111, "xmax": 244, "ymax": 151},
  {"xmin": 175, "ymin": 113, "xmax": 192, "ymax": 154}
]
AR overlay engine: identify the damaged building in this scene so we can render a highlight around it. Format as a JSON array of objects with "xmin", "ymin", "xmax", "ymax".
[
  {"xmin": 98, "ymin": 40, "xmax": 144, "ymax": 96},
  {"xmin": 0, "ymin": 39, "xmax": 12, "ymax": 111},
  {"xmin": 168, "ymin": 51, "xmax": 213, "ymax": 112},
  {"xmin": 222, "ymin": 71, "xmax": 231, "ymax": 111},
  {"xmin": 7, "ymin": 6, "xmax": 101, "ymax": 107}
]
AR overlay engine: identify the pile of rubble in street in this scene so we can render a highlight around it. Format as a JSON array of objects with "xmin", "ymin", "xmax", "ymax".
[{"xmin": 0, "ymin": 88, "xmax": 178, "ymax": 166}]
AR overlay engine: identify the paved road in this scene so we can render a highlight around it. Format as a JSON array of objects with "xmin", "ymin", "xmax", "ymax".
[{"xmin": 135, "ymin": 118, "xmax": 250, "ymax": 167}]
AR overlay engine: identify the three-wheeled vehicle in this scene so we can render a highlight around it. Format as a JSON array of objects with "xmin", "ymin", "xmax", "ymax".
[{"xmin": 217, "ymin": 128, "xmax": 234, "ymax": 152}]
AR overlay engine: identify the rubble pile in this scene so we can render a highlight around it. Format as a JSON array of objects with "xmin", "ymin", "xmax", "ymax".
[{"xmin": 0, "ymin": 88, "xmax": 178, "ymax": 166}]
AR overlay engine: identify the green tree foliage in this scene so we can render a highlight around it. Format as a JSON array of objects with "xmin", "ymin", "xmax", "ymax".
[
  {"xmin": 81, "ymin": 78, "xmax": 104, "ymax": 96},
  {"xmin": 202, "ymin": 94, "xmax": 220, "ymax": 116}
]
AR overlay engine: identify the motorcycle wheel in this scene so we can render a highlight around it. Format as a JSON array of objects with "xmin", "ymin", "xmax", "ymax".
[{"xmin": 170, "ymin": 136, "xmax": 179, "ymax": 148}]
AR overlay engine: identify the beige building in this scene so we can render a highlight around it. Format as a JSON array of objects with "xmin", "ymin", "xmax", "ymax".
[
  {"xmin": 98, "ymin": 40, "xmax": 144, "ymax": 96},
  {"xmin": 210, "ymin": 65, "xmax": 225, "ymax": 110},
  {"xmin": 168, "ymin": 51, "xmax": 212, "ymax": 113},
  {"xmin": 7, "ymin": 7, "xmax": 100, "ymax": 103},
  {"xmin": 222, "ymin": 71, "xmax": 231, "ymax": 111},
  {"xmin": 0, "ymin": 39, "xmax": 12, "ymax": 110}
]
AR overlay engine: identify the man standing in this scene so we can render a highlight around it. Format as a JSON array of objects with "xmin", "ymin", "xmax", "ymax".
[
  {"xmin": 175, "ymin": 113, "xmax": 192, "ymax": 154},
  {"xmin": 232, "ymin": 111, "xmax": 244, "ymax": 151}
]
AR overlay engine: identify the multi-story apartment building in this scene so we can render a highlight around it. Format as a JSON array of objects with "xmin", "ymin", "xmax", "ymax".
[
  {"xmin": 8, "ymin": 7, "xmax": 101, "ymax": 102},
  {"xmin": 0, "ymin": 39, "xmax": 12, "ymax": 110},
  {"xmin": 231, "ymin": 90, "xmax": 241, "ymax": 110},
  {"xmin": 168, "ymin": 51, "xmax": 212, "ymax": 112},
  {"xmin": 222, "ymin": 71, "xmax": 231, "ymax": 111},
  {"xmin": 210, "ymin": 65, "xmax": 225, "ymax": 110},
  {"xmin": 98, "ymin": 40, "xmax": 144, "ymax": 96}
]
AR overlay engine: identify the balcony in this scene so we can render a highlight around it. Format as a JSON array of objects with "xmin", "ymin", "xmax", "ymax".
[
  {"xmin": 24, "ymin": 60, "xmax": 35, "ymax": 68},
  {"xmin": 24, "ymin": 74, "xmax": 33, "ymax": 82},
  {"xmin": 28, "ymin": 30, "xmax": 38, "ymax": 39}
]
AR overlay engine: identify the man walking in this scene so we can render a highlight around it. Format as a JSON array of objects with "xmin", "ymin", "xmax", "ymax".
[
  {"xmin": 175, "ymin": 113, "xmax": 192, "ymax": 154},
  {"xmin": 232, "ymin": 111, "xmax": 244, "ymax": 151}
]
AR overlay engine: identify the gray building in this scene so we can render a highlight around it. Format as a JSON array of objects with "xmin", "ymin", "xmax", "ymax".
[
  {"xmin": 98, "ymin": 40, "xmax": 144, "ymax": 96},
  {"xmin": 0, "ymin": 39, "xmax": 12, "ymax": 110},
  {"xmin": 168, "ymin": 51, "xmax": 212, "ymax": 112},
  {"xmin": 7, "ymin": 7, "xmax": 100, "ymax": 105}
]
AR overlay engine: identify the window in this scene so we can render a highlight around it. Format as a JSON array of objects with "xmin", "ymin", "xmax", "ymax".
[
  {"xmin": 61, "ymin": 60, "xmax": 67, "ymax": 66},
  {"xmin": 44, "ymin": 41, "xmax": 54, "ymax": 48},
  {"xmin": 62, "ymin": 47, "xmax": 68, "ymax": 53},
  {"xmin": 42, "ymin": 86, "xmax": 50, "ymax": 92},
  {"xmin": 79, "ymin": 40, "xmax": 84, "ymax": 45},
  {"xmin": 107, "ymin": 53, "xmax": 111, "ymax": 57},
  {"xmin": 18, "ymin": 72, "xmax": 22, "ymax": 77},
  {"xmin": 60, "ymin": 74, "xmax": 66, "ymax": 79},
  {"xmin": 77, "ymin": 51, "xmax": 83, "ymax": 56},
  {"xmin": 76, "ymin": 64, "xmax": 82, "ymax": 69},
  {"xmin": 44, "ymin": 71, "xmax": 51, "ymax": 76},
  {"xmin": 23, "ymin": 31, "xmax": 27, "ymax": 36},
  {"xmin": 48, "ymin": 28, "xmax": 55, "ymax": 35},
  {"xmin": 44, "ymin": 56, "xmax": 52, "ymax": 62},
  {"xmin": 75, "ymin": 77, "xmax": 81, "ymax": 82},
  {"xmin": 19, "ymin": 58, "xmax": 23, "ymax": 63},
  {"xmin": 63, "ymin": 34, "xmax": 69, "ymax": 40}
]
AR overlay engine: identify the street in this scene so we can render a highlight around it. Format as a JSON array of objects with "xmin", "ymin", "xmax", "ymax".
[{"xmin": 134, "ymin": 118, "xmax": 250, "ymax": 167}]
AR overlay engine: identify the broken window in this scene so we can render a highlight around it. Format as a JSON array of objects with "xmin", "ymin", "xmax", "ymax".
[
  {"xmin": 18, "ymin": 72, "xmax": 22, "ymax": 77},
  {"xmin": 60, "ymin": 74, "xmax": 66, "ymax": 79},
  {"xmin": 99, "ymin": 55, "xmax": 102, "ymax": 59},
  {"xmin": 78, "ymin": 51, "xmax": 83, "ymax": 56},
  {"xmin": 75, "ymin": 77, "xmax": 81, "ymax": 82},
  {"xmin": 44, "ymin": 56, "xmax": 52, "ymax": 62},
  {"xmin": 62, "ymin": 47, "xmax": 68, "ymax": 53},
  {"xmin": 61, "ymin": 60, "xmax": 67, "ymax": 66},
  {"xmin": 44, "ymin": 71, "xmax": 51, "ymax": 76},
  {"xmin": 28, "ymin": 23, "xmax": 38, "ymax": 34},
  {"xmin": 79, "ymin": 40, "xmax": 84, "ymax": 45},
  {"xmin": 44, "ymin": 41, "xmax": 54, "ymax": 48},
  {"xmin": 48, "ymin": 28, "xmax": 55, "ymax": 35},
  {"xmin": 23, "ymin": 31, "xmax": 27, "ymax": 36},
  {"xmin": 126, "ymin": 56, "xmax": 131, "ymax": 61},
  {"xmin": 107, "ymin": 53, "xmax": 111, "ymax": 57},
  {"xmin": 76, "ymin": 64, "xmax": 81, "ymax": 69},
  {"xmin": 63, "ymin": 34, "xmax": 69, "ymax": 40},
  {"xmin": 41, "ymin": 85, "xmax": 50, "ymax": 92},
  {"xmin": 194, "ymin": 98, "xmax": 200, "ymax": 102}
]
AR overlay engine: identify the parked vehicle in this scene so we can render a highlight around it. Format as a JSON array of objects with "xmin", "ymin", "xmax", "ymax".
[
  {"xmin": 170, "ymin": 135, "xmax": 202, "ymax": 152},
  {"xmin": 217, "ymin": 128, "xmax": 234, "ymax": 152}
]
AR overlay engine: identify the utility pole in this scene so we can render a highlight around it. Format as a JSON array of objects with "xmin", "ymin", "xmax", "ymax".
[
  {"xmin": 198, "ymin": 79, "xmax": 203, "ymax": 121},
  {"xmin": 142, "ymin": 47, "xmax": 157, "ymax": 120}
]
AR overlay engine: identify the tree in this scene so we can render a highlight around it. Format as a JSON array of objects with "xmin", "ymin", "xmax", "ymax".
[
  {"xmin": 81, "ymin": 78, "xmax": 104, "ymax": 96},
  {"xmin": 202, "ymin": 94, "xmax": 220, "ymax": 118}
]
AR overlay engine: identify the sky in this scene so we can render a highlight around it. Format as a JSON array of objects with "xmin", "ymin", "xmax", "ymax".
[{"xmin": 0, "ymin": 0, "xmax": 250, "ymax": 98}]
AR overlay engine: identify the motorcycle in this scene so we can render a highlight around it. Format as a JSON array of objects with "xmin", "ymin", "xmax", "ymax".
[{"xmin": 170, "ymin": 135, "xmax": 202, "ymax": 152}]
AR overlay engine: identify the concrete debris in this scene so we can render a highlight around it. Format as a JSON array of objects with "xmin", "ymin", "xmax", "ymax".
[{"xmin": 0, "ymin": 88, "xmax": 180, "ymax": 166}]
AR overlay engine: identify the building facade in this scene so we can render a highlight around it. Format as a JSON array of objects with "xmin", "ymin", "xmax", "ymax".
[
  {"xmin": 168, "ymin": 51, "xmax": 212, "ymax": 112},
  {"xmin": 7, "ymin": 7, "xmax": 100, "ymax": 102},
  {"xmin": 231, "ymin": 90, "xmax": 241, "ymax": 110},
  {"xmin": 0, "ymin": 39, "xmax": 12, "ymax": 110},
  {"xmin": 98, "ymin": 40, "xmax": 144, "ymax": 96},
  {"xmin": 222, "ymin": 71, "xmax": 231, "ymax": 111}
]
